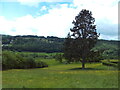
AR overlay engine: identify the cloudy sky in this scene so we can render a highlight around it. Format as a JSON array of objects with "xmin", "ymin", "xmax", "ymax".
[{"xmin": 0, "ymin": 0, "xmax": 119, "ymax": 40}]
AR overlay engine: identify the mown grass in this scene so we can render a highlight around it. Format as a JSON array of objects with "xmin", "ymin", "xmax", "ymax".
[
  {"xmin": 35, "ymin": 58, "xmax": 62, "ymax": 66},
  {"xmin": 2, "ymin": 59, "xmax": 118, "ymax": 88}
]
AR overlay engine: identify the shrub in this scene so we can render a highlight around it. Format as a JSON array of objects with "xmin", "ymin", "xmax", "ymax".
[
  {"xmin": 55, "ymin": 54, "xmax": 63, "ymax": 63},
  {"xmin": 2, "ymin": 51, "xmax": 48, "ymax": 70},
  {"xmin": 36, "ymin": 61, "xmax": 48, "ymax": 68},
  {"xmin": 101, "ymin": 60, "xmax": 118, "ymax": 67},
  {"xmin": 2, "ymin": 51, "xmax": 17, "ymax": 69}
]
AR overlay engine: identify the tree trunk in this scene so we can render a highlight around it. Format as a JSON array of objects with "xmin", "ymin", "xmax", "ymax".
[
  {"xmin": 82, "ymin": 44, "xmax": 86, "ymax": 69},
  {"xmin": 81, "ymin": 39, "xmax": 86, "ymax": 69},
  {"xmin": 82, "ymin": 57, "xmax": 85, "ymax": 69}
]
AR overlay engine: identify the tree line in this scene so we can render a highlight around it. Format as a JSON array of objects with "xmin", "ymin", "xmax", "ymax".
[
  {"xmin": 2, "ymin": 35, "xmax": 64, "ymax": 53},
  {"xmin": 1, "ymin": 34, "xmax": 119, "ymax": 60}
]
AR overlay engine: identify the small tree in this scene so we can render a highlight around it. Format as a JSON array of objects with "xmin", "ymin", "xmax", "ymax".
[{"xmin": 64, "ymin": 9, "xmax": 99, "ymax": 69}]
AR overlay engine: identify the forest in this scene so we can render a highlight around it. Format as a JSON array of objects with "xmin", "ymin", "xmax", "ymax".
[{"xmin": 2, "ymin": 34, "xmax": 119, "ymax": 59}]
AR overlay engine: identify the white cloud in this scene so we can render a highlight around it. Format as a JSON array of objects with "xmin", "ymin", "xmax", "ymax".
[
  {"xmin": 33, "ymin": 5, "xmax": 76, "ymax": 37},
  {"xmin": 0, "ymin": 0, "xmax": 119, "ymax": 40},
  {"xmin": 99, "ymin": 34, "xmax": 118, "ymax": 40},
  {"xmin": 73, "ymin": 0, "xmax": 118, "ymax": 23},
  {"xmin": 40, "ymin": 6, "xmax": 47, "ymax": 11},
  {"xmin": 0, "ymin": 4, "xmax": 75, "ymax": 37},
  {"xmin": 0, "ymin": 16, "xmax": 15, "ymax": 34}
]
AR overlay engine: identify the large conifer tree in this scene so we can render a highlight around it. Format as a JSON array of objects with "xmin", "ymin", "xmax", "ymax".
[{"xmin": 64, "ymin": 9, "xmax": 99, "ymax": 69}]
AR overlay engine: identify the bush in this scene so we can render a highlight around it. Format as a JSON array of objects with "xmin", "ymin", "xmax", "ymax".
[
  {"xmin": 2, "ymin": 51, "xmax": 17, "ymax": 69},
  {"xmin": 102, "ymin": 62, "xmax": 117, "ymax": 67},
  {"xmin": 101, "ymin": 60, "xmax": 118, "ymax": 67},
  {"xmin": 55, "ymin": 54, "xmax": 63, "ymax": 63},
  {"xmin": 2, "ymin": 51, "xmax": 48, "ymax": 70},
  {"xmin": 36, "ymin": 61, "xmax": 48, "ymax": 68},
  {"xmin": 22, "ymin": 57, "xmax": 36, "ymax": 69}
]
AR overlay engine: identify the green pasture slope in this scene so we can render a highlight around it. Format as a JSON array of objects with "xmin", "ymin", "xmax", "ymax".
[{"xmin": 2, "ymin": 59, "xmax": 118, "ymax": 88}]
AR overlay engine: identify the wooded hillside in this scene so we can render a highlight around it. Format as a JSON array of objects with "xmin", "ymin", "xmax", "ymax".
[{"xmin": 1, "ymin": 34, "xmax": 119, "ymax": 59}]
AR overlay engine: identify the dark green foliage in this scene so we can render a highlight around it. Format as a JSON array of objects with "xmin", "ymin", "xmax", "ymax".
[
  {"xmin": 64, "ymin": 9, "xmax": 99, "ymax": 69},
  {"xmin": 93, "ymin": 40, "xmax": 119, "ymax": 59},
  {"xmin": 55, "ymin": 53, "xmax": 63, "ymax": 63},
  {"xmin": 2, "ymin": 35, "xmax": 119, "ymax": 59},
  {"xmin": 63, "ymin": 33, "xmax": 73, "ymax": 63},
  {"xmin": 64, "ymin": 34, "xmax": 81, "ymax": 63},
  {"xmin": 2, "ymin": 51, "xmax": 17, "ymax": 69},
  {"xmin": 36, "ymin": 61, "xmax": 48, "ymax": 68},
  {"xmin": 2, "ymin": 51, "xmax": 48, "ymax": 70},
  {"xmin": 86, "ymin": 50, "xmax": 103, "ymax": 62},
  {"xmin": 2, "ymin": 35, "xmax": 13, "ymax": 44},
  {"xmin": 2, "ymin": 35, "xmax": 64, "ymax": 53},
  {"xmin": 23, "ymin": 57, "xmax": 36, "ymax": 69},
  {"xmin": 101, "ymin": 60, "xmax": 118, "ymax": 67}
]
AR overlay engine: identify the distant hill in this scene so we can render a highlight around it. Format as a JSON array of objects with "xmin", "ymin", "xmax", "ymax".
[
  {"xmin": 1, "ymin": 34, "xmax": 119, "ymax": 59},
  {"xmin": 2, "ymin": 35, "xmax": 64, "ymax": 53}
]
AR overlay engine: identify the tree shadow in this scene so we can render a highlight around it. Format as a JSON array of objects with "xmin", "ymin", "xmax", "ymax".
[{"xmin": 69, "ymin": 67, "xmax": 103, "ymax": 70}]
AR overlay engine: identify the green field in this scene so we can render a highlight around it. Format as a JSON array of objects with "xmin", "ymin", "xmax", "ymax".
[{"xmin": 2, "ymin": 59, "xmax": 118, "ymax": 88}]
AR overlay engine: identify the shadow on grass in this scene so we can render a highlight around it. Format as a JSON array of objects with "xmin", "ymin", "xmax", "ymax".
[{"xmin": 69, "ymin": 67, "xmax": 104, "ymax": 70}]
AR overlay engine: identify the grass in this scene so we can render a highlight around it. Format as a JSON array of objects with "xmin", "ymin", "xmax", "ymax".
[
  {"xmin": 0, "ymin": 71, "xmax": 2, "ymax": 89},
  {"xmin": 16, "ymin": 51, "xmax": 61, "ymax": 56},
  {"xmin": 2, "ymin": 59, "xmax": 118, "ymax": 88},
  {"xmin": 35, "ymin": 58, "xmax": 60, "ymax": 66}
]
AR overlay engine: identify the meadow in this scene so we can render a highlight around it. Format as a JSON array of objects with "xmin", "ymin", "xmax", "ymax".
[{"xmin": 2, "ymin": 58, "xmax": 119, "ymax": 88}]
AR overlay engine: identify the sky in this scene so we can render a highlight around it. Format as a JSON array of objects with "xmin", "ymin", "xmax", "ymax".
[{"xmin": 0, "ymin": 0, "xmax": 119, "ymax": 40}]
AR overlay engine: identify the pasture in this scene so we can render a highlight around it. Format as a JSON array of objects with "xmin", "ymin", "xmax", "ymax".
[{"xmin": 2, "ymin": 59, "xmax": 118, "ymax": 88}]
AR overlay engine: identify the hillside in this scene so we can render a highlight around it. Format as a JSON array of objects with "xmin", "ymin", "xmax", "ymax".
[
  {"xmin": 1, "ymin": 34, "xmax": 119, "ymax": 59},
  {"xmin": 2, "ymin": 35, "xmax": 64, "ymax": 53}
]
